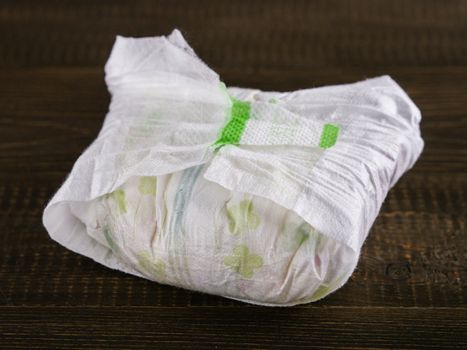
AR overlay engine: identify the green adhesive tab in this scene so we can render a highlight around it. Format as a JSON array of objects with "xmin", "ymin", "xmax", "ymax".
[
  {"xmin": 214, "ymin": 98, "xmax": 251, "ymax": 148},
  {"xmin": 319, "ymin": 123, "xmax": 340, "ymax": 149}
]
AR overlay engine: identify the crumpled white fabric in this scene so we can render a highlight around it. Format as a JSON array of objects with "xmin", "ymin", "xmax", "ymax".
[{"xmin": 43, "ymin": 29, "xmax": 423, "ymax": 306}]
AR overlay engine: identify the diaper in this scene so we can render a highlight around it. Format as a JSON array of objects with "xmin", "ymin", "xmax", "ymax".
[{"xmin": 43, "ymin": 29, "xmax": 423, "ymax": 306}]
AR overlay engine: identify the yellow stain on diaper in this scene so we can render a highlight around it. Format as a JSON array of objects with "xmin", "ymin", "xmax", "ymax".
[
  {"xmin": 137, "ymin": 251, "xmax": 165, "ymax": 280},
  {"xmin": 226, "ymin": 200, "xmax": 260, "ymax": 235},
  {"xmin": 138, "ymin": 176, "xmax": 157, "ymax": 196},
  {"xmin": 224, "ymin": 245, "xmax": 263, "ymax": 279}
]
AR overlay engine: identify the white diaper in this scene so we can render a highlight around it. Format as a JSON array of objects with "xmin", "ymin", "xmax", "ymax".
[{"xmin": 43, "ymin": 29, "xmax": 423, "ymax": 306}]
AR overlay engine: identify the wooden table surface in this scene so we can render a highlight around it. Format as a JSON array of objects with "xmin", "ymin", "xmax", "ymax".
[{"xmin": 1, "ymin": 1, "xmax": 466, "ymax": 348}]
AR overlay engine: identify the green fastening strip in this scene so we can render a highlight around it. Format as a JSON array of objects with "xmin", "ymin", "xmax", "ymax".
[
  {"xmin": 319, "ymin": 123, "xmax": 340, "ymax": 149},
  {"xmin": 214, "ymin": 98, "xmax": 251, "ymax": 148}
]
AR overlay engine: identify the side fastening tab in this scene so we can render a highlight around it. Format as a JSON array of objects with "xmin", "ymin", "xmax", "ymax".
[
  {"xmin": 214, "ymin": 98, "xmax": 251, "ymax": 149},
  {"xmin": 319, "ymin": 123, "xmax": 340, "ymax": 149}
]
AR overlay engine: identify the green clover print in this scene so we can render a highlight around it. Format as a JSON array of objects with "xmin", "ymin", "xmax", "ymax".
[
  {"xmin": 138, "ymin": 176, "xmax": 157, "ymax": 196},
  {"xmin": 102, "ymin": 224, "xmax": 121, "ymax": 254},
  {"xmin": 224, "ymin": 245, "xmax": 263, "ymax": 278},
  {"xmin": 293, "ymin": 222, "xmax": 311, "ymax": 247},
  {"xmin": 226, "ymin": 200, "xmax": 260, "ymax": 235},
  {"xmin": 137, "ymin": 251, "xmax": 165, "ymax": 280},
  {"xmin": 102, "ymin": 188, "xmax": 127, "ymax": 215},
  {"xmin": 310, "ymin": 283, "xmax": 332, "ymax": 301}
]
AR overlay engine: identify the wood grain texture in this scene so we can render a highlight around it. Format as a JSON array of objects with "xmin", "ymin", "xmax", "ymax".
[
  {"xmin": 0, "ymin": 307, "xmax": 466, "ymax": 349},
  {"xmin": 1, "ymin": 0, "xmax": 467, "ymax": 69},
  {"xmin": 0, "ymin": 0, "xmax": 466, "ymax": 348}
]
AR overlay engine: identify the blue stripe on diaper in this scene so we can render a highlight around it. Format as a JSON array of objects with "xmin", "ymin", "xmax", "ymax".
[
  {"xmin": 171, "ymin": 165, "xmax": 204, "ymax": 235},
  {"xmin": 169, "ymin": 165, "xmax": 204, "ymax": 286}
]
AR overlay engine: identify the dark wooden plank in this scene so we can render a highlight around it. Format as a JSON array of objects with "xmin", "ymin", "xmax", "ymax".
[
  {"xmin": 0, "ymin": 306, "xmax": 466, "ymax": 349},
  {"xmin": 0, "ymin": 0, "xmax": 466, "ymax": 69},
  {"xmin": 0, "ymin": 0, "xmax": 466, "ymax": 347}
]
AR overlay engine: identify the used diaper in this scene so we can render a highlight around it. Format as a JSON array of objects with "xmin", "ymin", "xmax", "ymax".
[{"xmin": 43, "ymin": 29, "xmax": 423, "ymax": 306}]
